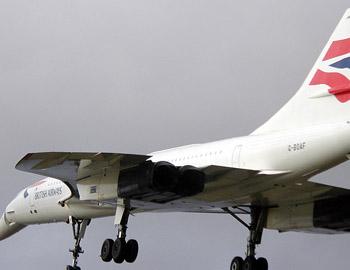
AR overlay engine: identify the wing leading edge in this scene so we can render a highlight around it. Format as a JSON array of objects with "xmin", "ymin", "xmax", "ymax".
[{"xmin": 15, "ymin": 152, "xmax": 151, "ymax": 186}]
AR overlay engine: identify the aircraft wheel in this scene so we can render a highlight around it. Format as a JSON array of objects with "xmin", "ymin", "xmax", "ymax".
[
  {"xmin": 112, "ymin": 238, "xmax": 126, "ymax": 264},
  {"xmin": 100, "ymin": 239, "xmax": 114, "ymax": 262},
  {"xmin": 230, "ymin": 256, "xmax": 244, "ymax": 270},
  {"xmin": 256, "ymin": 257, "xmax": 268, "ymax": 270},
  {"xmin": 124, "ymin": 239, "xmax": 139, "ymax": 263},
  {"xmin": 243, "ymin": 256, "xmax": 256, "ymax": 270}
]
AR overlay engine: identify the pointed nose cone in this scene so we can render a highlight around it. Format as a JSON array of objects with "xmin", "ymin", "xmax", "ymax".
[{"xmin": 0, "ymin": 213, "xmax": 25, "ymax": 241}]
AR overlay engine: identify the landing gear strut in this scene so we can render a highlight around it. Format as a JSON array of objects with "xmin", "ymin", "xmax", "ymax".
[
  {"xmin": 66, "ymin": 217, "xmax": 91, "ymax": 270},
  {"xmin": 100, "ymin": 199, "xmax": 139, "ymax": 264},
  {"xmin": 224, "ymin": 207, "xmax": 268, "ymax": 270}
]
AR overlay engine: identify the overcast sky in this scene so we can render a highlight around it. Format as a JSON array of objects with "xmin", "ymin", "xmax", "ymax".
[{"xmin": 1, "ymin": 1, "xmax": 350, "ymax": 270}]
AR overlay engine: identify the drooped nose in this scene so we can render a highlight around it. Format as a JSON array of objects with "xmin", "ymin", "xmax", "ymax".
[{"xmin": 0, "ymin": 213, "xmax": 25, "ymax": 241}]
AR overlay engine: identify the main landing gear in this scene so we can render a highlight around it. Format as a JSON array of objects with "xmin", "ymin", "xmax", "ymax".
[
  {"xmin": 100, "ymin": 199, "xmax": 139, "ymax": 264},
  {"xmin": 223, "ymin": 207, "xmax": 268, "ymax": 270},
  {"xmin": 66, "ymin": 217, "xmax": 91, "ymax": 270}
]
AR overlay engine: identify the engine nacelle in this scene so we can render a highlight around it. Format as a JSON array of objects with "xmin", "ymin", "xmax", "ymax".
[
  {"xmin": 118, "ymin": 162, "xmax": 206, "ymax": 198},
  {"xmin": 266, "ymin": 195, "xmax": 350, "ymax": 233},
  {"xmin": 176, "ymin": 166, "xmax": 205, "ymax": 196},
  {"xmin": 118, "ymin": 161, "xmax": 179, "ymax": 197}
]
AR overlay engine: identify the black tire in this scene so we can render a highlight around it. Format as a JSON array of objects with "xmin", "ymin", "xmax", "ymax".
[
  {"xmin": 66, "ymin": 266, "xmax": 74, "ymax": 270},
  {"xmin": 230, "ymin": 256, "xmax": 244, "ymax": 270},
  {"xmin": 244, "ymin": 256, "xmax": 257, "ymax": 270},
  {"xmin": 100, "ymin": 239, "xmax": 114, "ymax": 262},
  {"xmin": 256, "ymin": 257, "xmax": 268, "ymax": 270},
  {"xmin": 124, "ymin": 239, "xmax": 139, "ymax": 263},
  {"xmin": 112, "ymin": 238, "xmax": 126, "ymax": 264}
]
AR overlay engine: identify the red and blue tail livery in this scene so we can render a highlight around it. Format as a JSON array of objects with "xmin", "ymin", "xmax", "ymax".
[{"xmin": 310, "ymin": 37, "xmax": 350, "ymax": 103}]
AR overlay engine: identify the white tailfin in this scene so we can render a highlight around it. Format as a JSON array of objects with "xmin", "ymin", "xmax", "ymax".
[{"xmin": 253, "ymin": 9, "xmax": 350, "ymax": 134}]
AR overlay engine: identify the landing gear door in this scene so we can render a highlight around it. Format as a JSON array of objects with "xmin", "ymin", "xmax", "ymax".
[{"xmin": 232, "ymin": 145, "xmax": 242, "ymax": 168}]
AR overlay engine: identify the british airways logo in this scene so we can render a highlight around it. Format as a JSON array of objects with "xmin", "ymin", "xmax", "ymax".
[{"xmin": 310, "ymin": 37, "xmax": 350, "ymax": 103}]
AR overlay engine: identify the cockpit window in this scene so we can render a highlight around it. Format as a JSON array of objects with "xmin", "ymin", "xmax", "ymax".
[{"xmin": 23, "ymin": 189, "xmax": 29, "ymax": 198}]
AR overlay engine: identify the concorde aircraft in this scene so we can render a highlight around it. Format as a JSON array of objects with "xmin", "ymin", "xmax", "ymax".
[{"xmin": 2, "ymin": 9, "xmax": 350, "ymax": 270}]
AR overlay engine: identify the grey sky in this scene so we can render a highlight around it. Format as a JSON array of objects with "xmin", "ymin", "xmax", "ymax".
[{"xmin": 1, "ymin": 1, "xmax": 350, "ymax": 269}]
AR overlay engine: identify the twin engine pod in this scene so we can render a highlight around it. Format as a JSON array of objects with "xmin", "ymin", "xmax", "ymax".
[{"xmin": 118, "ymin": 161, "xmax": 206, "ymax": 199}]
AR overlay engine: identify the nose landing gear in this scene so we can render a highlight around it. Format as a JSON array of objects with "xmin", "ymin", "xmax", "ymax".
[
  {"xmin": 100, "ymin": 199, "xmax": 139, "ymax": 265},
  {"xmin": 66, "ymin": 217, "xmax": 91, "ymax": 270},
  {"xmin": 224, "ymin": 207, "xmax": 268, "ymax": 270}
]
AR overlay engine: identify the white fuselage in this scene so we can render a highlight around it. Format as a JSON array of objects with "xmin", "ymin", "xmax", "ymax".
[{"xmin": 151, "ymin": 122, "xmax": 350, "ymax": 177}]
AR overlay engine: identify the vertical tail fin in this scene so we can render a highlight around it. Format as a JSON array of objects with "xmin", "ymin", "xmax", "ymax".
[{"xmin": 253, "ymin": 9, "xmax": 350, "ymax": 134}]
